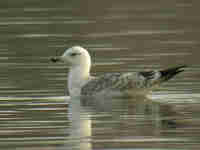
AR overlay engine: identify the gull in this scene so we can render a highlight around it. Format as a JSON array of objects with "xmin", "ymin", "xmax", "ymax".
[{"xmin": 51, "ymin": 46, "xmax": 186, "ymax": 97}]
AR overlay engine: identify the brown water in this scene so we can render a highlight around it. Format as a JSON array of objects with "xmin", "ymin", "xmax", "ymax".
[{"xmin": 1, "ymin": 0, "xmax": 200, "ymax": 150}]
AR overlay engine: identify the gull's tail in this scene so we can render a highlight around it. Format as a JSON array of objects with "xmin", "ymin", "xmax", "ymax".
[
  {"xmin": 159, "ymin": 65, "xmax": 187, "ymax": 82},
  {"xmin": 140, "ymin": 65, "xmax": 187, "ymax": 88}
]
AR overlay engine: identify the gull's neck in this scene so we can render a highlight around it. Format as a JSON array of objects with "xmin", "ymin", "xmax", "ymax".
[{"xmin": 68, "ymin": 64, "xmax": 91, "ymax": 96}]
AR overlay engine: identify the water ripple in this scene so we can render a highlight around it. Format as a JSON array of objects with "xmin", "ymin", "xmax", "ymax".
[{"xmin": 86, "ymin": 30, "xmax": 186, "ymax": 38}]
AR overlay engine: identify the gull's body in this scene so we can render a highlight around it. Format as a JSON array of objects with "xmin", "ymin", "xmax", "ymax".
[{"xmin": 51, "ymin": 46, "xmax": 186, "ymax": 97}]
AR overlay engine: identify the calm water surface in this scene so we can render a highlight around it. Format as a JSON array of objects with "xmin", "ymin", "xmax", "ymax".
[{"xmin": 1, "ymin": 0, "xmax": 200, "ymax": 150}]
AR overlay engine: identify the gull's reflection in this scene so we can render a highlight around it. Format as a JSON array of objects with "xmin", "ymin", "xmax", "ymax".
[
  {"xmin": 67, "ymin": 96, "xmax": 92, "ymax": 150},
  {"xmin": 67, "ymin": 95, "xmax": 179, "ymax": 150}
]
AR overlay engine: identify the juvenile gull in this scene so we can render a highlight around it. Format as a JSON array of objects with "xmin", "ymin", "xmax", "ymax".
[{"xmin": 51, "ymin": 46, "xmax": 186, "ymax": 97}]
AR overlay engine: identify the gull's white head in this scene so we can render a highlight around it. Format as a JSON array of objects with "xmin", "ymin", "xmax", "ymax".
[
  {"xmin": 51, "ymin": 46, "xmax": 92, "ymax": 96},
  {"xmin": 60, "ymin": 46, "xmax": 91, "ymax": 68}
]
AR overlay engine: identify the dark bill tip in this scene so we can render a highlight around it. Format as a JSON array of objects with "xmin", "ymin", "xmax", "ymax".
[{"xmin": 50, "ymin": 57, "xmax": 60, "ymax": 63}]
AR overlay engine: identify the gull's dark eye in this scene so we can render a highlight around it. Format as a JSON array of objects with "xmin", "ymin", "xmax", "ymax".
[
  {"xmin": 70, "ymin": 52, "xmax": 81, "ymax": 57},
  {"xmin": 70, "ymin": 53, "xmax": 77, "ymax": 56}
]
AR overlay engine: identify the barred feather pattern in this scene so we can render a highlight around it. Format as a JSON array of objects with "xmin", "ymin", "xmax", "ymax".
[{"xmin": 81, "ymin": 71, "xmax": 161, "ymax": 96}]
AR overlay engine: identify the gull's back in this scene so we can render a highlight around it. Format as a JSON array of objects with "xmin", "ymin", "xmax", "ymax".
[
  {"xmin": 81, "ymin": 65, "xmax": 186, "ymax": 97},
  {"xmin": 81, "ymin": 72, "xmax": 154, "ymax": 97}
]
